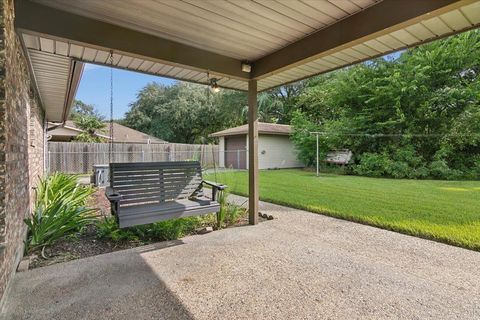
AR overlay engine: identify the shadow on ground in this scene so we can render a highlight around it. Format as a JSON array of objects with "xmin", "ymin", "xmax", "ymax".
[{"xmin": 2, "ymin": 241, "xmax": 195, "ymax": 320}]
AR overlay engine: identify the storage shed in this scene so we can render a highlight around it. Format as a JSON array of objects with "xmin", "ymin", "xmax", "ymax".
[{"xmin": 210, "ymin": 123, "xmax": 303, "ymax": 170}]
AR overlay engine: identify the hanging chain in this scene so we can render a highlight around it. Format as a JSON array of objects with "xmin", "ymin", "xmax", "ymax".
[
  {"xmin": 206, "ymin": 70, "xmax": 210, "ymax": 102},
  {"xmin": 108, "ymin": 50, "xmax": 114, "ymax": 164}
]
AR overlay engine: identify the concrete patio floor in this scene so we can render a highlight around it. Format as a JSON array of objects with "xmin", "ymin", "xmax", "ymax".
[{"xmin": 2, "ymin": 197, "xmax": 480, "ymax": 320}]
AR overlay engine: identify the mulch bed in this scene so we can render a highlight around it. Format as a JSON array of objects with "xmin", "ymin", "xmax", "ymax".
[
  {"xmin": 27, "ymin": 188, "xmax": 267, "ymax": 270},
  {"xmin": 29, "ymin": 224, "xmax": 143, "ymax": 269}
]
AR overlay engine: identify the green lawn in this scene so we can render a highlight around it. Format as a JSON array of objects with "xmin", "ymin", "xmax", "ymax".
[{"xmin": 205, "ymin": 169, "xmax": 480, "ymax": 251}]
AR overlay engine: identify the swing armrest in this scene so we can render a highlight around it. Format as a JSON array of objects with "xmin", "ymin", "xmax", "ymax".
[
  {"xmin": 202, "ymin": 181, "xmax": 226, "ymax": 201},
  {"xmin": 202, "ymin": 180, "xmax": 226, "ymax": 191},
  {"xmin": 105, "ymin": 187, "xmax": 122, "ymax": 216},
  {"xmin": 106, "ymin": 187, "xmax": 123, "ymax": 201}
]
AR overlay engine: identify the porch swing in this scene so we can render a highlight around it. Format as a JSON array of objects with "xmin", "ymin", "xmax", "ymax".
[{"xmin": 104, "ymin": 52, "xmax": 225, "ymax": 228}]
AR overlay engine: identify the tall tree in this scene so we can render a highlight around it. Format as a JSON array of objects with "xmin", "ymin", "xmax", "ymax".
[
  {"xmin": 70, "ymin": 99, "xmax": 107, "ymax": 143},
  {"xmin": 70, "ymin": 99, "xmax": 104, "ymax": 120},
  {"xmin": 124, "ymin": 82, "xmax": 247, "ymax": 143}
]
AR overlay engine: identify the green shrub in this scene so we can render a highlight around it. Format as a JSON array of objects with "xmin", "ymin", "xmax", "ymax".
[
  {"xmin": 96, "ymin": 216, "xmax": 202, "ymax": 243},
  {"xmin": 429, "ymin": 159, "xmax": 463, "ymax": 180},
  {"xmin": 95, "ymin": 216, "xmax": 141, "ymax": 242},
  {"xmin": 354, "ymin": 148, "xmax": 431, "ymax": 179},
  {"xmin": 24, "ymin": 173, "xmax": 96, "ymax": 253},
  {"xmin": 353, "ymin": 153, "xmax": 392, "ymax": 177}
]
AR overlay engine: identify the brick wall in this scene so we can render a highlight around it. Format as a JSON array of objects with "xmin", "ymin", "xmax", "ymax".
[
  {"xmin": 0, "ymin": 0, "xmax": 45, "ymax": 303},
  {"xmin": 28, "ymin": 83, "xmax": 45, "ymax": 209}
]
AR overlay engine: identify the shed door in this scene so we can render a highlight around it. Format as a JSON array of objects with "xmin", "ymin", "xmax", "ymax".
[{"xmin": 225, "ymin": 135, "xmax": 246, "ymax": 169}]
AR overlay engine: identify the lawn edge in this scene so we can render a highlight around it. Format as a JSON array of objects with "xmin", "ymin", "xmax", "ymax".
[{"xmin": 229, "ymin": 190, "xmax": 480, "ymax": 252}]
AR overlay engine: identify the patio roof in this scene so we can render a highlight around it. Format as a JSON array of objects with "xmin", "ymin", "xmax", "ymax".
[{"xmin": 15, "ymin": 0, "xmax": 480, "ymax": 119}]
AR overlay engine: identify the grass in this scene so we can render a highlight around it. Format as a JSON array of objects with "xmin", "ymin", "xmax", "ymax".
[{"xmin": 205, "ymin": 169, "xmax": 480, "ymax": 251}]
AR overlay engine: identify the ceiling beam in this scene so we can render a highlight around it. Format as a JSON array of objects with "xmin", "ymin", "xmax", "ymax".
[
  {"xmin": 14, "ymin": 0, "xmax": 249, "ymax": 80},
  {"xmin": 251, "ymin": 0, "xmax": 465, "ymax": 79}
]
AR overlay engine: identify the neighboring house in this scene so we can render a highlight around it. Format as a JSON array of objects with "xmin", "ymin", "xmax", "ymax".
[
  {"xmin": 48, "ymin": 121, "xmax": 167, "ymax": 144},
  {"xmin": 210, "ymin": 122, "xmax": 303, "ymax": 170}
]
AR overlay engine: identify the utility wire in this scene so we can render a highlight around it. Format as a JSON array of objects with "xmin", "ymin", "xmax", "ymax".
[{"xmin": 308, "ymin": 132, "xmax": 480, "ymax": 137}]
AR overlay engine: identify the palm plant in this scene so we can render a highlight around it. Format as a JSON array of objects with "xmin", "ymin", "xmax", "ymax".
[
  {"xmin": 25, "ymin": 203, "xmax": 96, "ymax": 252},
  {"xmin": 24, "ymin": 173, "xmax": 96, "ymax": 253},
  {"xmin": 35, "ymin": 173, "xmax": 94, "ymax": 209},
  {"xmin": 73, "ymin": 114, "xmax": 107, "ymax": 143}
]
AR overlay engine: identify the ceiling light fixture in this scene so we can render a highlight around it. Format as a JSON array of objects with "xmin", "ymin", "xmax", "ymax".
[
  {"xmin": 210, "ymin": 78, "xmax": 220, "ymax": 93},
  {"xmin": 241, "ymin": 61, "xmax": 251, "ymax": 73}
]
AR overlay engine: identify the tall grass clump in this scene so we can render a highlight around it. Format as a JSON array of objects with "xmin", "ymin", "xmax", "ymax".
[
  {"xmin": 24, "ymin": 173, "xmax": 96, "ymax": 253},
  {"xmin": 216, "ymin": 188, "xmax": 244, "ymax": 229}
]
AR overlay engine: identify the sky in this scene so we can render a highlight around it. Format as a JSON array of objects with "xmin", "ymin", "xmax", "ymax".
[{"xmin": 75, "ymin": 64, "xmax": 176, "ymax": 119}]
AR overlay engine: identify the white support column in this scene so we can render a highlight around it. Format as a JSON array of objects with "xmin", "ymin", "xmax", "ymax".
[{"xmin": 248, "ymin": 79, "xmax": 258, "ymax": 225}]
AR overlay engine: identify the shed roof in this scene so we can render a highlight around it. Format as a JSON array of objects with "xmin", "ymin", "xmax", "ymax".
[{"xmin": 210, "ymin": 122, "xmax": 291, "ymax": 138}]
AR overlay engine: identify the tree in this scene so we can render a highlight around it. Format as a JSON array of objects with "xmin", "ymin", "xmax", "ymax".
[
  {"xmin": 290, "ymin": 30, "xmax": 480, "ymax": 179},
  {"xmin": 124, "ymin": 82, "xmax": 246, "ymax": 143},
  {"xmin": 70, "ymin": 100, "xmax": 104, "ymax": 120},
  {"xmin": 240, "ymin": 92, "xmax": 284, "ymax": 123},
  {"xmin": 73, "ymin": 115, "xmax": 107, "ymax": 143}
]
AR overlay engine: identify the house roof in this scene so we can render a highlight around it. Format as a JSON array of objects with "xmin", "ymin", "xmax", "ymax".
[
  {"xmin": 209, "ymin": 122, "xmax": 291, "ymax": 138},
  {"xmin": 49, "ymin": 121, "xmax": 168, "ymax": 144}
]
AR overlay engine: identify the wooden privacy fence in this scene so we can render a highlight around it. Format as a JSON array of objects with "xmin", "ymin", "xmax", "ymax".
[{"xmin": 48, "ymin": 142, "xmax": 219, "ymax": 174}]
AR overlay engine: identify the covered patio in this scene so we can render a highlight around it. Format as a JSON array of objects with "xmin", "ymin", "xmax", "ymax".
[
  {"xmin": 14, "ymin": 0, "xmax": 480, "ymax": 225},
  {"xmin": 2, "ymin": 0, "xmax": 480, "ymax": 318}
]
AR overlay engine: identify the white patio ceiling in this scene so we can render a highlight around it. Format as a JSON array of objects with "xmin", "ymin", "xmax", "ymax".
[{"xmin": 15, "ymin": 0, "xmax": 480, "ymax": 122}]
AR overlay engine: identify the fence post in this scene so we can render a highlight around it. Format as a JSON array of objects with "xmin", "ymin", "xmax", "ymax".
[
  {"xmin": 142, "ymin": 150, "xmax": 145, "ymax": 162},
  {"xmin": 237, "ymin": 150, "xmax": 240, "ymax": 169}
]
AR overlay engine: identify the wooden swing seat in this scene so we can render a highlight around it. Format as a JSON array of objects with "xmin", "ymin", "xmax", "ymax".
[{"xmin": 105, "ymin": 161, "xmax": 225, "ymax": 228}]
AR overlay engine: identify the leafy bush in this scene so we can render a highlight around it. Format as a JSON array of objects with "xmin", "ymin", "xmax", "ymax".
[
  {"xmin": 354, "ymin": 149, "xmax": 431, "ymax": 179},
  {"xmin": 353, "ymin": 153, "xmax": 392, "ymax": 177},
  {"xmin": 25, "ymin": 173, "xmax": 96, "ymax": 253},
  {"xmin": 96, "ymin": 216, "xmax": 202, "ymax": 243},
  {"xmin": 429, "ymin": 159, "xmax": 463, "ymax": 180}
]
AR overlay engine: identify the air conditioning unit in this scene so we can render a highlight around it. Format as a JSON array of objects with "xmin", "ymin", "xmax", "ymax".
[{"xmin": 92, "ymin": 164, "xmax": 110, "ymax": 187}]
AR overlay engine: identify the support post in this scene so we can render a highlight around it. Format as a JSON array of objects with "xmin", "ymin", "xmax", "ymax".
[
  {"xmin": 316, "ymin": 133, "xmax": 319, "ymax": 177},
  {"xmin": 248, "ymin": 80, "xmax": 258, "ymax": 225}
]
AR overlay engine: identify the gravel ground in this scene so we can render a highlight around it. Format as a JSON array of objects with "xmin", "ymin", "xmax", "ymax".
[{"xmin": 2, "ymin": 195, "xmax": 479, "ymax": 320}]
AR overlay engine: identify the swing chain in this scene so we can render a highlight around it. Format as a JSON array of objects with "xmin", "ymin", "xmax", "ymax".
[{"xmin": 108, "ymin": 51, "xmax": 114, "ymax": 164}]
